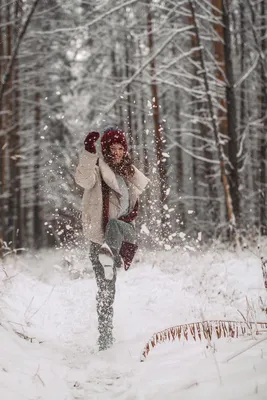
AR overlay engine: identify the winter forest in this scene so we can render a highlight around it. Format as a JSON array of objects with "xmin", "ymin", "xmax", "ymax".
[
  {"xmin": 1, "ymin": 0, "xmax": 267, "ymax": 253},
  {"xmin": 1, "ymin": 1, "xmax": 267, "ymax": 399}
]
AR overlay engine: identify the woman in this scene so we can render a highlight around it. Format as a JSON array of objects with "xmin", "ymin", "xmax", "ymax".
[{"xmin": 75, "ymin": 127, "xmax": 149, "ymax": 350}]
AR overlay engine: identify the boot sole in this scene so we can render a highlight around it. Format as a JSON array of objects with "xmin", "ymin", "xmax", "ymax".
[{"xmin": 98, "ymin": 253, "xmax": 114, "ymax": 280}]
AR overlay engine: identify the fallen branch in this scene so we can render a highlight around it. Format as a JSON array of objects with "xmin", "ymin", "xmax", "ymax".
[
  {"xmin": 15, "ymin": 330, "xmax": 43, "ymax": 344},
  {"xmin": 140, "ymin": 320, "xmax": 267, "ymax": 361},
  {"xmin": 15, "ymin": 331, "xmax": 36, "ymax": 342}
]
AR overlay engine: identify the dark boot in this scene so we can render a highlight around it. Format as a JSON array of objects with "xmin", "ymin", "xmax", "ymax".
[{"xmin": 119, "ymin": 241, "xmax": 138, "ymax": 270}]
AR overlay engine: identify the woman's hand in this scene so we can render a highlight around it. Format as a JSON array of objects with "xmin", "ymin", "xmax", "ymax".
[{"xmin": 84, "ymin": 131, "xmax": 100, "ymax": 153}]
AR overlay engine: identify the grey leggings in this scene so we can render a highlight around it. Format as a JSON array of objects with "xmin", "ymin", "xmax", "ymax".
[
  {"xmin": 104, "ymin": 218, "xmax": 136, "ymax": 254},
  {"xmin": 89, "ymin": 219, "xmax": 136, "ymax": 348}
]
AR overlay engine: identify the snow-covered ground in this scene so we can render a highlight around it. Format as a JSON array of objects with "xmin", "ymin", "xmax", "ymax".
[{"xmin": 1, "ymin": 244, "xmax": 267, "ymax": 399}]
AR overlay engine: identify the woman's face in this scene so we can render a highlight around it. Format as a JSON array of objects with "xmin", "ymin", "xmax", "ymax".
[{"xmin": 110, "ymin": 143, "xmax": 125, "ymax": 164}]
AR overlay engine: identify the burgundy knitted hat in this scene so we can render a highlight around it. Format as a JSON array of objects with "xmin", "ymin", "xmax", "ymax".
[{"xmin": 101, "ymin": 127, "xmax": 128, "ymax": 155}]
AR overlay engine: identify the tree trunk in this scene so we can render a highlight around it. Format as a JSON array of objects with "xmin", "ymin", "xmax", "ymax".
[
  {"xmin": 212, "ymin": 0, "xmax": 240, "ymax": 231},
  {"xmin": 190, "ymin": 15, "xmax": 200, "ymax": 231},
  {"xmin": 125, "ymin": 32, "xmax": 134, "ymax": 158},
  {"xmin": 212, "ymin": 0, "xmax": 228, "ymax": 144},
  {"xmin": 245, "ymin": 0, "xmax": 267, "ymax": 233},
  {"xmin": 8, "ymin": 1, "xmax": 22, "ymax": 250},
  {"xmin": 188, "ymin": 0, "xmax": 237, "ymax": 242},
  {"xmin": 14, "ymin": 0, "xmax": 22, "ymax": 249},
  {"xmin": 239, "ymin": 1, "xmax": 246, "ymax": 173},
  {"xmin": 137, "ymin": 39, "xmax": 151, "ymax": 230},
  {"xmin": 6, "ymin": 2, "xmax": 14, "ymax": 247},
  {"xmin": 259, "ymin": 0, "xmax": 267, "ymax": 234},
  {"xmin": 222, "ymin": 0, "xmax": 240, "ymax": 225},
  {"xmin": 133, "ymin": 90, "xmax": 140, "ymax": 165},
  {"xmin": 189, "ymin": 7, "xmax": 219, "ymax": 237},
  {"xmin": 0, "ymin": 0, "xmax": 5, "ymax": 256},
  {"xmin": 33, "ymin": 87, "xmax": 43, "ymax": 249},
  {"xmin": 174, "ymin": 94, "xmax": 186, "ymax": 230},
  {"xmin": 111, "ymin": 47, "xmax": 124, "ymax": 128},
  {"xmin": 147, "ymin": 0, "xmax": 169, "ymax": 238}
]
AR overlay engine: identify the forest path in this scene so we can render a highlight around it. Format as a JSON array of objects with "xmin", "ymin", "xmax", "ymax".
[{"xmin": 1, "ymin": 248, "xmax": 266, "ymax": 399}]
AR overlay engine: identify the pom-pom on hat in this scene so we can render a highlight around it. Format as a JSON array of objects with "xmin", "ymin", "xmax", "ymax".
[{"xmin": 101, "ymin": 127, "xmax": 128, "ymax": 155}]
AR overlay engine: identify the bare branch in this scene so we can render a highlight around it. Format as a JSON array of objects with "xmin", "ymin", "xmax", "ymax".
[{"xmin": 0, "ymin": 0, "xmax": 41, "ymax": 102}]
